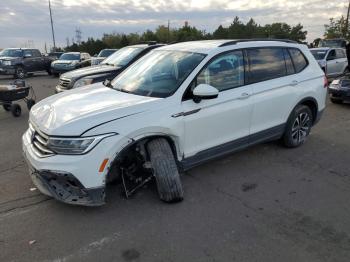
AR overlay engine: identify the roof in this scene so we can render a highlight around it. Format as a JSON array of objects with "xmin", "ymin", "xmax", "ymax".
[
  {"xmin": 159, "ymin": 39, "xmax": 300, "ymax": 54},
  {"xmin": 310, "ymin": 48, "xmax": 330, "ymax": 51}
]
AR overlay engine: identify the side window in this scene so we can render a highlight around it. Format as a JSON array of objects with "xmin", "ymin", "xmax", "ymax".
[
  {"xmin": 336, "ymin": 49, "xmax": 346, "ymax": 59},
  {"xmin": 289, "ymin": 48, "xmax": 308, "ymax": 73},
  {"xmin": 32, "ymin": 50, "xmax": 41, "ymax": 57},
  {"xmin": 247, "ymin": 48, "xmax": 286, "ymax": 84},
  {"xmin": 283, "ymin": 48, "xmax": 295, "ymax": 75},
  {"xmin": 327, "ymin": 49, "xmax": 336, "ymax": 60},
  {"xmin": 23, "ymin": 50, "xmax": 32, "ymax": 57},
  {"xmin": 196, "ymin": 50, "xmax": 244, "ymax": 92}
]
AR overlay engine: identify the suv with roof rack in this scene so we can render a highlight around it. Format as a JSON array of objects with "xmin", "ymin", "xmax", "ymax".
[{"xmin": 23, "ymin": 39, "xmax": 327, "ymax": 206}]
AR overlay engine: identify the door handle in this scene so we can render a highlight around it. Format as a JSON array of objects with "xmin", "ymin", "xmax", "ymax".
[
  {"xmin": 290, "ymin": 80, "xmax": 298, "ymax": 86},
  {"xmin": 238, "ymin": 92, "xmax": 250, "ymax": 99}
]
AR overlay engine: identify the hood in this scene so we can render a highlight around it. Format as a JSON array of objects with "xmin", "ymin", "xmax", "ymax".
[
  {"xmin": 0, "ymin": 56, "xmax": 19, "ymax": 61},
  {"xmin": 52, "ymin": 60, "xmax": 79, "ymax": 65},
  {"xmin": 61, "ymin": 64, "xmax": 120, "ymax": 80},
  {"xmin": 30, "ymin": 83, "xmax": 160, "ymax": 136}
]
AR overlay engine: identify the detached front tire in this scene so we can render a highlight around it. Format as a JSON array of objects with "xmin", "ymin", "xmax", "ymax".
[
  {"xmin": 147, "ymin": 138, "xmax": 184, "ymax": 203},
  {"xmin": 283, "ymin": 105, "xmax": 313, "ymax": 148}
]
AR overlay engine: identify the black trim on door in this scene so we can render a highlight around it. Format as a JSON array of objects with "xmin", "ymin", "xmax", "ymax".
[{"xmin": 179, "ymin": 123, "xmax": 285, "ymax": 171}]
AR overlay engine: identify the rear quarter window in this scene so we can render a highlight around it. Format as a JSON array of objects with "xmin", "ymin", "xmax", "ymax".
[{"xmin": 289, "ymin": 48, "xmax": 308, "ymax": 73}]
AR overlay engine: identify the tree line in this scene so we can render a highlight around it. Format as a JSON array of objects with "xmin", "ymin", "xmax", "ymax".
[{"xmin": 61, "ymin": 17, "xmax": 307, "ymax": 55}]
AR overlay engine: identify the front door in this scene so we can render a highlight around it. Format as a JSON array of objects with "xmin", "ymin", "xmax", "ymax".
[{"xmin": 181, "ymin": 50, "xmax": 253, "ymax": 159}]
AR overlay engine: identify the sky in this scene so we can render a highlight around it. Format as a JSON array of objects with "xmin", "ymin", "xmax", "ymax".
[{"xmin": 0, "ymin": 0, "xmax": 348, "ymax": 51}]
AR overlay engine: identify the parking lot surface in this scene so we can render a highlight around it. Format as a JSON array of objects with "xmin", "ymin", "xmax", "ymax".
[{"xmin": 0, "ymin": 74, "xmax": 350, "ymax": 262}]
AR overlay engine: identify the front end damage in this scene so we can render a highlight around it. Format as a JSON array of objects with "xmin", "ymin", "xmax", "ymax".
[{"xmin": 29, "ymin": 168, "xmax": 105, "ymax": 206}]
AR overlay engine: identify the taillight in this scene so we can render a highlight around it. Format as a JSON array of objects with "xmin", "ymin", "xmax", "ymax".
[{"xmin": 324, "ymin": 76, "xmax": 328, "ymax": 88}]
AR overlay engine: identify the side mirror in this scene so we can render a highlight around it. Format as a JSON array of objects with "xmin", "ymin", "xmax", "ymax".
[{"xmin": 192, "ymin": 84, "xmax": 219, "ymax": 103}]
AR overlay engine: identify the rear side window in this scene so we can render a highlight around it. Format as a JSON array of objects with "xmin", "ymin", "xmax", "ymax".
[
  {"xmin": 289, "ymin": 48, "xmax": 308, "ymax": 73},
  {"xmin": 336, "ymin": 49, "xmax": 346, "ymax": 59},
  {"xmin": 247, "ymin": 48, "xmax": 286, "ymax": 84}
]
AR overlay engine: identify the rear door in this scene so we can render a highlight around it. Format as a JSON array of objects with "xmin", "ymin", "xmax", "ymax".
[
  {"xmin": 22, "ymin": 50, "xmax": 36, "ymax": 72},
  {"xmin": 326, "ymin": 49, "xmax": 338, "ymax": 76},
  {"xmin": 31, "ymin": 49, "xmax": 45, "ymax": 71},
  {"xmin": 335, "ymin": 49, "xmax": 348, "ymax": 74},
  {"xmin": 247, "ymin": 47, "xmax": 302, "ymax": 139}
]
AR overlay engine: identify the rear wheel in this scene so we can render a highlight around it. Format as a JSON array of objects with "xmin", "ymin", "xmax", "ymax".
[
  {"xmin": 47, "ymin": 68, "xmax": 52, "ymax": 76},
  {"xmin": 330, "ymin": 98, "xmax": 343, "ymax": 104},
  {"xmin": 283, "ymin": 105, "xmax": 313, "ymax": 148},
  {"xmin": 11, "ymin": 104, "xmax": 21, "ymax": 117},
  {"xmin": 147, "ymin": 138, "xmax": 184, "ymax": 203},
  {"xmin": 15, "ymin": 66, "xmax": 25, "ymax": 79}
]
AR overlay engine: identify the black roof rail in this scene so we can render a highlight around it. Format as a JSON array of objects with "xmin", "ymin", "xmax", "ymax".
[{"xmin": 219, "ymin": 38, "xmax": 298, "ymax": 47}]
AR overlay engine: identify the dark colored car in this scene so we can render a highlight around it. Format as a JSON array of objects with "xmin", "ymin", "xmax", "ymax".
[
  {"xmin": 55, "ymin": 43, "xmax": 164, "ymax": 93},
  {"xmin": 328, "ymin": 76, "xmax": 350, "ymax": 103},
  {"xmin": 51, "ymin": 52, "xmax": 91, "ymax": 76},
  {"xmin": 0, "ymin": 48, "xmax": 53, "ymax": 79},
  {"xmin": 91, "ymin": 49, "xmax": 118, "ymax": 65},
  {"xmin": 47, "ymin": 52, "xmax": 64, "ymax": 60}
]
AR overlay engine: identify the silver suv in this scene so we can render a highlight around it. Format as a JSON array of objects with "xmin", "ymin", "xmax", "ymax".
[{"xmin": 310, "ymin": 47, "xmax": 348, "ymax": 77}]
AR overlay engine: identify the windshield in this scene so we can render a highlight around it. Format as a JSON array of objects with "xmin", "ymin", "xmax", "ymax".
[
  {"xmin": 59, "ymin": 53, "xmax": 80, "ymax": 60},
  {"xmin": 310, "ymin": 50, "xmax": 327, "ymax": 60},
  {"xmin": 111, "ymin": 50, "xmax": 206, "ymax": 98},
  {"xmin": 102, "ymin": 47, "xmax": 143, "ymax": 67},
  {"xmin": 98, "ymin": 49, "xmax": 116, "ymax": 57},
  {"xmin": 318, "ymin": 40, "xmax": 346, "ymax": 48},
  {"xmin": 0, "ymin": 49, "xmax": 23, "ymax": 57}
]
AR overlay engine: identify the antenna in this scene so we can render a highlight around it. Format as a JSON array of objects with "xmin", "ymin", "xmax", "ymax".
[{"xmin": 48, "ymin": 0, "xmax": 56, "ymax": 51}]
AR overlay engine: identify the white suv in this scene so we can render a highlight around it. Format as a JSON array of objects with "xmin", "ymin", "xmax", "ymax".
[{"xmin": 23, "ymin": 40, "xmax": 327, "ymax": 206}]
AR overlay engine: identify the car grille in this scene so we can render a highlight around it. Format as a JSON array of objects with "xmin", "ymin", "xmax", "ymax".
[
  {"xmin": 29, "ymin": 123, "xmax": 55, "ymax": 157},
  {"xmin": 59, "ymin": 78, "xmax": 71, "ymax": 89}
]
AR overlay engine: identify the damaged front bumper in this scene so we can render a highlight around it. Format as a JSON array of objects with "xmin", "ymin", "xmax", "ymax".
[{"xmin": 28, "ymin": 166, "xmax": 105, "ymax": 206}]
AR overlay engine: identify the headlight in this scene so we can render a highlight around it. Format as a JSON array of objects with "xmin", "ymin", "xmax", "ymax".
[
  {"xmin": 73, "ymin": 78, "xmax": 94, "ymax": 88},
  {"xmin": 47, "ymin": 133, "xmax": 116, "ymax": 155},
  {"xmin": 3, "ymin": 60, "xmax": 12, "ymax": 66}
]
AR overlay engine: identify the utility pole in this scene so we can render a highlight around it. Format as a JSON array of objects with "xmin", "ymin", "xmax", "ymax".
[
  {"xmin": 167, "ymin": 20, "xmax": 170, "ymax": 43},
  {"xmin": 48, "ymin": 0, "xmax": 56, "ymax": 51}
]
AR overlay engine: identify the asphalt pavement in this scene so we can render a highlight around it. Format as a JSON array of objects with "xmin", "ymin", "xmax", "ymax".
[{"xmin": 0, "ymin": 73, "xmax": 350, "ymax": 262}]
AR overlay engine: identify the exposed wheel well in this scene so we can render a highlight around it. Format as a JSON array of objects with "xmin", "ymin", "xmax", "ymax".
[
  {"xmin": 106, "ymin": 135, "xmax": 180, "ymax": 179},
  {"xmin": 298, "ymin": 98, "xmax": 318, "ymax": 124}
]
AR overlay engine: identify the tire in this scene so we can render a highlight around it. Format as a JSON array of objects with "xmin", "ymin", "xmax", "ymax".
[
  {"xmin": 53, "ymin": 73, "xmax": 59, "ymax": 77},
  {"xmin": 15, "ymin": 66, "xmax": 25, "ymax": 79},
  {"xmin": 344, "ymin": 67, "xmax": 350, "ymax": 75},
  {"xmin": 2, "ymin": 104, "xmax": 11, "ymax": 111},
  {"xmin": 147, "ymin": 138, "xmax": 184, "ymax": 203},
  {"xmin": 283, "ymin": 105, "xmax": 313, "ymax": 148},
  {"xmin": 27, "ymin": 99, "xmax": 35, "ymax": 110},
  {"xmin": 330, "ymin": 98, "xmax": 343, "ymax": 104},
  {"xmin": 11, "ymin": 104, "xmax": 21, "ymax": 117},
  {"xmin": 47, "ymin": 68, "xmax": 52, "ymax": 76}
]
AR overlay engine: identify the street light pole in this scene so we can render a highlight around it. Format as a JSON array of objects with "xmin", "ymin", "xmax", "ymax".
[
  {"xmin": 48, "ymin": 0, "xmax": 56, "ymax": 51},
  {"xmin": 346, "ymin": 0, "xmax": 350, "ymax": 38}
]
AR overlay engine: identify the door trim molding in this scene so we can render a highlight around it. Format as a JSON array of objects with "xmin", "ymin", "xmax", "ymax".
[{"xmin": 179, "ymin": 123, "xmax": 285, "ymax": 171}]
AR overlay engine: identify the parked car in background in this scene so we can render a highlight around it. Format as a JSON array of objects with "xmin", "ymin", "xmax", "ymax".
[
  {"xmin": 47, "ymin": 52, "xmax": 64, "ymax": 60},
  {"xmin": 55, "ymin": 43, "xmax": 163, "ymax": 93},
  {"xmin": 328, "ymin": 76, "xmax": 350, "ymax": 104},
  {"xmin": 0, "ymin": 48, "xmax": 53, "ymax": 78},
  {"xmin": 24, "ymin": 39, "xmax": 327, "ymax": 206},
  {"xmin": 310, "ymin": 47, "xmax": 348, "ymax": 78},
  {"xmin": 91, "ymin": 49, "xmax": 117, "ymax": 65},
  {"xmin": 318, "ymin": 38, "xmax": 347, "ymax": 48},
  {"xmin": 51, "ymin": 52, "xmax": 91, "ymax": 76}
]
